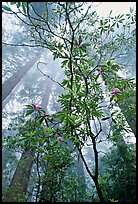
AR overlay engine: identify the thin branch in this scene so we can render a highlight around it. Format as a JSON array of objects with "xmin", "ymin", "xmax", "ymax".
[
  {"xmin": 2, "ymin": 42, "xmax": 44, "ymax": 48},
  {"xmin": 78, "ymin": 147, "xmax": 95, "ymax": 180},
  {"xmin": 37, "ymin": 62, "xmax": 64, "ymax": 89},
  {"xmin": 29, "ymin": 3, "xmax": 71, "ymax": 44},
  {"xmin": 95, "ymin": 128, "xmax": 102, "ymax": 139},
  {"xmin": 74, "ymin": 5, "xmax": 92, "ymax": 32},
  {"xmin": 98, "ymin": 151, "xmax": 108, "ymax": 156}
]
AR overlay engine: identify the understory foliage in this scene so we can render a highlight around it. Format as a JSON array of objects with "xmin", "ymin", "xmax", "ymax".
[
  {"xmin": 2, "ymin": 2, "xmax": 136, "ymax": 202},
  {"xmin": 99, "ymin": 142, "xmax": 136, "ymax": 202}
]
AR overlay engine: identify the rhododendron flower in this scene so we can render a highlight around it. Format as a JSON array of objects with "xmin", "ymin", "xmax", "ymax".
[
  {"xmin": 45, "ymin": 111, "xmax": 49, "ymax": 116},
  {"xmin": 33, "ymin": 104, "xmax": 42, "ymax": 110},
  {"xmin": 41, "ymin": 111, "xmax": 49, "ymax": 117},
  {"xmin": 111, "ymin": 88, "xmax": 121, "ymax": 96},
  {"xmin": 56, "ymin": 136, "xmax": 64, "ymax": 142},
  {"xmin": 41, "ymin": 112, "xmax": 45, "ymax": 116}
]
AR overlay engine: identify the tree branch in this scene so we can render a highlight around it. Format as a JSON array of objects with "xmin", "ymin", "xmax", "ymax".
[{"xmin": 37, "ymin": 62, "xmax": 64, "ymax": 89}]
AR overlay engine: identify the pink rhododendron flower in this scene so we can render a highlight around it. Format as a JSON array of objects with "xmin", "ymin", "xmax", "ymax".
[
  {"xmin": 41, "ymin": 111, "xmax": 49, "ymax": 117},
  {"xmin": 111, "ymin": 88, "xmax": 121, "ymax": 96},
  {"xmin": 41, "ymin": 112, "xmax": 45, "ymax": 116},
  {"xmin": 33, "ymin": 104, "xmax": 43, "ymax": 110},
  {"xmin": 56, "ymin": 136, "xmax": 64, "ymax": 142},
  {"xmin": 45, "ymin": 111, "xmax": 49, "ymax": 116}
]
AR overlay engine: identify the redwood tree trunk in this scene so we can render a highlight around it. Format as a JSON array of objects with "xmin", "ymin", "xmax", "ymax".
[
  {"xmin": 3, "ymin": 147, "xmax": 35, "ymax": 202},
  {"xmin": 3, "ymin": 78, "xmax": 53, "ymax": 202},
  {"xmin": 2, "ymin": 52, "xmax": 42, "ymax": 102}
]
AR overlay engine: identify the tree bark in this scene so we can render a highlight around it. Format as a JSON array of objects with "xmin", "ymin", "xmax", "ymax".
[
  {"xmin": 3, "ymin": 147, "xmax": 35, "ymax": 202},
  {"xmin": 2, "ymin": 52, "xmax": 42, "ymax": 102}
]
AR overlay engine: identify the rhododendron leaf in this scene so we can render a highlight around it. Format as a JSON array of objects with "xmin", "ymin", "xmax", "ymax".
[
  {"xmin": 81, "ymin": 43, "xmax": 91, "ymax": 47},
  {"xmin": 111, "ymin": 64, "xmax": 120, "ymax": 71},
  {"xmin": 18, "ymin": 137, "xmax": 28, "ymax": 142},
  {"xmin": 112, "ymin": 118, "xmax": 117, "ymax": 124},
  {"xmin": 22, "ymin": 2, "xmax": 27, "ymax": 14},
  {"xmin": 25, "ymin": 104, "xmax": 33, "ymax": 109},
  {"xmin": 110, "ymin": 96, "xmax": 114, "ymax": 102},
  {"xmin": 2, "ymin": 5, "xmax": 12, "ymax": 12},
  {"xmin": 26, "ymin": 109, "xmax": 34, "ymax": 116},
  {"xmin": 31, "ymin": 138, "xmax": 36, "ymax": 145},
  {"xmin": 111, "ymin": 111, "xmax": 117, "ymax": 116},
  {"xmin": 10, "ymin": 2, "xmax": 16, "ymax": 5},
  {"xmin": 95, "ymin": 73, "xmax": 100, "ymax": 81},
  {"xmin": 41, "ymin": 138, "xmax": 46, "ymax": 143},
  {"xmin": 79, "ymin": 35, "xmax": 82, "ymax": 44},
  {"xmin": 101, "ymin": 117, "xmax": 111, "ymax": 120},
  {"xmin": 16, "ymin": 2, "xmax": 21, "ymax": 8},
  {"xmin": 37, "ymin": 117, "xmax": 44, "ymax": 124}
]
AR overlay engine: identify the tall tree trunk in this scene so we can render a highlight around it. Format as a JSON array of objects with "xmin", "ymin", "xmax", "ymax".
[
  {"xmin": 3, "ymin": 147, "xmax": 35, "ymax": 202},
  {"xmin": 77, "ymin": 154, "xmax": 86, "ymax": 186},
  {"xmin": 3, "ymin": 78, "xmax": 53, "ymax": 202},
  {"xmin": 2, "ymin": 52, "xmax": 42, "ymax": 102},
  {"xmin": 76, "ymin": 151, "xmax": 86, "ymax": 199},
  {"xmin": 2, "ymin": 83, "xmax": 19, "ymax": 109}
]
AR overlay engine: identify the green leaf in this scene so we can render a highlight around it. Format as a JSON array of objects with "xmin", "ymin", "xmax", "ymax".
[
  {"xmin": 112, "ymin": 118, "xmax": 117, "ymax": 124},
  {"xmin": 110, "ymin": 96, "xmax": 114, "ymax": 102},
  {"xmin": 26, "ymin": 109, "xmax": 34, "ymax": 116},
  {"xmin": 130, "ymin": 6, "xmax": 134, "ymax": 13},
  {"xmin": 111, "ymin": 111, "xmax": 117, "ymax": 117},
  {"xmin": 2, "ymin": 5, "xmax": 12, "ymax": 12},
  {"xmin": 107, "ymin": 56, "xmax": 111, "ymax": 61},
  {"xmin": 82, "ymin": 43, "xmax": 91, "ymax": 47},
  {"xmin": 61, "ymin": 59, "xmax": 68, "ymax": 67},
  {"xmin": 37, "ymin": 117, "xmax": 44, "ymax": 124},
  {"xmin": 18, "ymin": 137, "xmax": 28, "ymax": 142},
  {"xmin": 22, "ymin": 2, "xmax": 27, "ymax": 14},
  {"xmin": 10, "ymin": 2, "xmax": 17, "ymax": 5},
  {"xmin": 79, "ymin": 35, "xmax": 82, "ymax": 44},
  {"xmin": 17, "ymin": 2, "xmax": 21, "ymax": 8},
  {"xmin": 111, "ymin": 64, "xmax": 120, "ymax": 71},
  {"xmin": 95, "ymin": 73, "xmax": 100, "ymax": 81},
  {"xmin": 100, "ymin": 20, "xmax": 103, "ymax": 25},
  {"xmin": 101, "ymin": 117, "xmax": 111, "ymax": 121},
  {"xmin": 109, "ymin": 10, "xmax": 112, "ymax": 15},
  {"xmin": 31, "ymin": 138, "xmax": 36, "ymax": 145},
  {"xmin": 25, "ymin": 104, "xmax": 33, "ymax": 109},
  {"xmin": 61, "ymin": 79, "xmax": 68, "ymax": 86}
]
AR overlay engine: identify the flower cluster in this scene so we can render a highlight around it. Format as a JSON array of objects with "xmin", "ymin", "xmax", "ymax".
[
  {"xmin": 33, "ymin": 104, "xmax": 43, "ymax": 110},
  {"xmin": 56, "ymin": 136, "xmax": 64, "ymax": 143},
  {"xmin": 41, "ymin": 111, "xmax": 49, "ymax": 117},
  {"xmin": 111, "ymin": 88, "xmax": 121, "ymax": 96}
]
